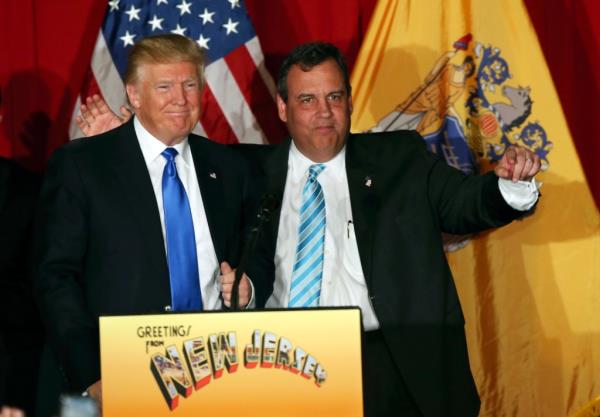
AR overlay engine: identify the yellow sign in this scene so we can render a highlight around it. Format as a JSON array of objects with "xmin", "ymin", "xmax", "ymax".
[{"xmin": 100, "ymin": 308, "xmax": 363, "ymax": 417}]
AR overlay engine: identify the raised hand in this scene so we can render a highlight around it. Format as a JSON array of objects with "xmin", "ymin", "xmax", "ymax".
[
  {"xmin": 76, "ymin": 94, "xmax": 132, "ymax": 137},
  {"xmin": 494, "ymin": 145, "xmax": 541, "ymax": 182}
]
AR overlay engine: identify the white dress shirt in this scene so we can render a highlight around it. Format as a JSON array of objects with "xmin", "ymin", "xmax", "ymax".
[
  {"xmin": 267, "ymin": 141, "xmax": 540, "ymax": 330},
  {"xmin": 134, "ymin": 117, "xmax": 221, "ymax": 310}
]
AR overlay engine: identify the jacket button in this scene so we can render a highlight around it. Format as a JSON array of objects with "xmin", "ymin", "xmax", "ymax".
[{"xmin": 164, "ymin": 305, "xmax": 172, "ymax": 312}]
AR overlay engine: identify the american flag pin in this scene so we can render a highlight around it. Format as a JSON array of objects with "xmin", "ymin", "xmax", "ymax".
[
  {"xmin": 364, "ymin": 176, "xmax": 373, "ymax": 187},
  {"xmin": 209, "ymin": 172, "xmax": 217, "ymax": 179}
]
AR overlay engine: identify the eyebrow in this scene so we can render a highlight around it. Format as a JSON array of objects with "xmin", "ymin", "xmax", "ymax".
[
  {"xmin": 295, "ymin": 89, "xmax": 346, "ymax": 99},
  {"xmin": 154, "ymin": 77, "xmax": 199, "ymax": 84}
]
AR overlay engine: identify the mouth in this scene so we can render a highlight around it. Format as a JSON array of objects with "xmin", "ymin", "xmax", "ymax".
[{"xmin": 314, "ymin": 125, "xmax": 335, "ymax": 132}]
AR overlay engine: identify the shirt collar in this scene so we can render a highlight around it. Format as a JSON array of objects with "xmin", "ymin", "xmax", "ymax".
[
  {"xmin": 289, "ymin": 139, "xmax": 346, "ymax": 182},
  {"xmin": 134, "ymin": 116, "xmax": 192, "ymax": 167}
]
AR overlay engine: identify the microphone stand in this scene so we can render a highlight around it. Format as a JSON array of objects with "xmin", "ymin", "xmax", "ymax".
[{"xmin": 231, "ymin": 194, "xmax": 278, "ymax": 310}]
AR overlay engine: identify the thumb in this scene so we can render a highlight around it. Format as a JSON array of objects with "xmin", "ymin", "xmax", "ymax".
[{"xmin": 220, "ymin": 261, "xmax": 233, "ymax": 274}]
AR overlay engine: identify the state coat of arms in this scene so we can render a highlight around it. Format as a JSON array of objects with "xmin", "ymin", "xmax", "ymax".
[{"xmin": 371, "ymin": 34, "xmax": 553, "ymax": 175}]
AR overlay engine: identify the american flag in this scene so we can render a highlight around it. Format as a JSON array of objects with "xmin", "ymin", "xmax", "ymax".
[{"xmin": 68, "ymin": 0, "xmax": 286, "ymax": 144}]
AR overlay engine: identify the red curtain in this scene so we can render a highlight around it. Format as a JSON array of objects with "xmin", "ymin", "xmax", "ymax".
[
  {"xmin": 0, "ymin": 0, "xmax": 376, "ymax": 172},
  {"xmin": 1, "ymin": 0, "xmax": 598, "ymax": 209},
  {"xmin": 524, "ymin": 0, "xmax": 600, "ymax": 210}
]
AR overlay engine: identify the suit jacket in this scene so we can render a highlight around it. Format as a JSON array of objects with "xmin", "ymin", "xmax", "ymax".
[
  {"xmin": 238, "ymin": 131, "xmax": 532, "ymax": 417},
  {"xmin": 32, "ymin": 120, "xmax": 272, "ymax": 406}
]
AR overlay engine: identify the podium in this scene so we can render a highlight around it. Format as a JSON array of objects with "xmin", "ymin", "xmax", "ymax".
[{"xmin": 99, "ymin": 308, "xmax": 364, "ymax": 416}]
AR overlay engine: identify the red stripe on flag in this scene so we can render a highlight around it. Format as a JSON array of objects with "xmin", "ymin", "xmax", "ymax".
[
  {"xmin": 200, "ymin": 86, "xmax": 239, "ymax": 144},
  {"xmin": 224, "ymin": 45, "xmax": 287, "ymax": 144},
  {"xmin": 79, "ymin": 67, "xmax": 102, "ymax": 99}
]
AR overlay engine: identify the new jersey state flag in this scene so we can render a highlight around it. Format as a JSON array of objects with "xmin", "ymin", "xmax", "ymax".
[{"xmin": 351, "ymin": 1, "xmax": 600, "ymax": 416}]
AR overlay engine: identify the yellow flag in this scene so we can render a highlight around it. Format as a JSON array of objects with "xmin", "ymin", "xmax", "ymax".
[{"xmin": 351, "ymin": 1, "xmax": 600, "ymax": 416}]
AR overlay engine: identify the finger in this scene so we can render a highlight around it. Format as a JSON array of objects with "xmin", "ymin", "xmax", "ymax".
[
  {"xmin": 86, "ymin": 96, "xmax": 102, "ymax": 117},
  {"xmin": 76, "ymin": 117, "xmax": 92, "ymax": 136},
  {"xmin": 512, "ymin": 149, "xmax": 528, "ymax": 182},
  {"xmin": 520, "ymin": 155, "xmax": 534, "ymax": 180},
  {"xmin": 93, "ymin": 94, "xmax": 110, "ymax": 114},
  {"xmin": 79, "ymin": 103, "xmax": 89, "ymax": 121},
  {"xmin": 80, "ymin": 103, "xmax": 95, "ymax": 124},
  {"xmin": 504, "ymin": 146, "xmax": 517, "ymax": 165},
  {"xmin": 238, "ymin": 296, "xmax": 249, "ymax": 308},
  {"xmin": 527, "ymin": 155, "xmax": 541, "ymax": 178},
  {"xmin": 237, "ymin": 276, "xmax": 251, "ymax": 307},
  {"xmin": 119, "ymin": 105, "xmax": 134, "ymax": 121},
  {"xmin": 76, "ymin": 115, "xmax": 88, "ymax": 131},
  {"xmin": 220, "ymin": 261, "xmax": 233, "ymax": 274},
  {"xmin": 220, "ymin": 282, "xmax": 232, "ymax": 293},
  {"xmin": 220, "ymin": 274, "xmax": 234, "ymax": 286}
]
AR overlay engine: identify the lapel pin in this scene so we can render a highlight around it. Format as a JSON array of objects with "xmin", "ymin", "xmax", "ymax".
[
  {"xmin": 209, "ymin": 172, "xmax": 217, "ymax": 179},
  {"xmin": 364, "ymin": 176, "xmax": 373, "ymax": 188}
]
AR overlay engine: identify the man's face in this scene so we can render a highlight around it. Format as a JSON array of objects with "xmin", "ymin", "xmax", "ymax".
[
  {"xmin": 277, "ymin": 59, "xmax": 352, "ymax": 162},
  {"xmin": 126, "ymin": 61, "xmax": 201, "ymax": 145}
]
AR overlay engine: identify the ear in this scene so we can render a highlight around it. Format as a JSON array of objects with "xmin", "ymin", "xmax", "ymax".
[
  {"xmin": 126, "ymin": 83, "xmax": 141, "ymax": 109},
  {"xmin": 348, "ymin": 94, "xmax": 353, "ymax": 115},
  {"xmin": 276, "ymin": 94, "xmax": 287, "ymax": 123}
]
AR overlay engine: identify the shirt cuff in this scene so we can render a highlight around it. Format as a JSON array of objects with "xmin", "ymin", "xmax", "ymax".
[{"xmin": 498, "ymin": 177, "xmax": 541, "ymax": 211}]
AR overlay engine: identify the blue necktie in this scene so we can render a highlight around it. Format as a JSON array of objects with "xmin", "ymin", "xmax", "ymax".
[
  {"xmin": 161, "ymin": 148, "xmax": 202, "ymax": 311},
  {"xmin": 289, "ymin": 164, "xmax": 326, "ymax": 307}
]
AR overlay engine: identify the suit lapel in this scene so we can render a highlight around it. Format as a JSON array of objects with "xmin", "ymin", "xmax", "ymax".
[
  {"xmin": 189, "ymin": 137, "xmax": 228, "ymax": 261},
  {"xmin": 111, "ymin": 120, "xmax": 168, "ymax": 275},
  {"xmin": 345, "ymin": 135, "xmax": 380, "ymax": 289},
  {"xmin": 261, "ymin": 138, "xmax": 291, "ymax": 240}
]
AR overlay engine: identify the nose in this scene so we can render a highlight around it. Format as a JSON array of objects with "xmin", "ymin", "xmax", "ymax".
[
  {"xmin": 317, "ymin": 98, "xmax": 333, "ymax": 118},
  {"xmin": 172, "ymin": 84, "xmax": 187, "ymax": 105}
]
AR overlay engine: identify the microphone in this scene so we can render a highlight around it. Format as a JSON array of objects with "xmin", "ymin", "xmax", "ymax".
[{"xmin": 231, "ymin": 194, "xmax": 279, "ymax": 310}]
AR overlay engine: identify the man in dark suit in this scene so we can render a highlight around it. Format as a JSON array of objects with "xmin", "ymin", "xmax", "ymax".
[
  {"xmin": 252, "ymin": 42, "xmax": 541, "ymax": 417},
  {"xmin": 32, "ymin": 34, "xmax": 271, "ymax": 417},
  {"xmin": 74, "ymin": 42, "xmax": 541, "ymax": 417}
]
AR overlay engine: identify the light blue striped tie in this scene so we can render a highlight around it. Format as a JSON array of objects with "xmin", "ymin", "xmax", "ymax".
[{"xmin": 289, "ymin": 164, "xmax": 326, "ymax": 308}]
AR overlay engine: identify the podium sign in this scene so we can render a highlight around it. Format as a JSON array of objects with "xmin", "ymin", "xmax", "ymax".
[{"xmin": 99, "ymin": 308, "xmax": 363, "ymax": 417}]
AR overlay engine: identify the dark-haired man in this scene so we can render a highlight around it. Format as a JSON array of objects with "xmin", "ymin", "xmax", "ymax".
[
  {"xmin": 76, "ymin": 41, "xmax": 541, "ymax": 417},
  {"xmin": 257, "ymin": 42, "xmax": 540, "ymax": 417},
  {"xmin": 32, "ymin": 34, "xmax": 272, "ymax": 417}
]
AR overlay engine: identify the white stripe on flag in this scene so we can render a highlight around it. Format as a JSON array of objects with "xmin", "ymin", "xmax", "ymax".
[
  {"xmin": 91, "ymin": 31, "xmax": 127, "ymax": 112},
  {"xmin": 245, "ymin": 37, "xmax": 278, "ymax": 101},
  {"xmin": 204, "ymin": 59, "xmax": 266, "ymax": 144}
]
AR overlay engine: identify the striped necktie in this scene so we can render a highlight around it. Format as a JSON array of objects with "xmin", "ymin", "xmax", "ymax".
[
  {"xmin": 161, "ymin": 147, "xmax": 203, "ymax": 311},
  {"xmin": 289, "ymin": 164, "xmax": 326, "ymax": 308}
]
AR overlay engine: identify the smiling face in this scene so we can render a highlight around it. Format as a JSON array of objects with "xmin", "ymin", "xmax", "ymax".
[
  {"xmin": 277, "ymin": 59, "xmax": 352, "ymax": 163},
  {"xmin": 126, "ymin": 61, "xmax": 201, "ymax": 145}
]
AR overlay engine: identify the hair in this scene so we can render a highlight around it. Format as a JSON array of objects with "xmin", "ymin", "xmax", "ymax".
[
  {"xmin": 124, "ymin": 34, "xmax": 205, "ymax": 86},
  {"xmin": 277, "ymin": 42, "xmax": 351, "ymax": 102}
]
